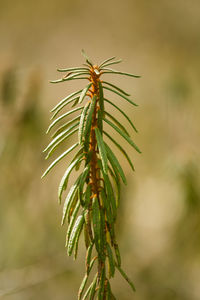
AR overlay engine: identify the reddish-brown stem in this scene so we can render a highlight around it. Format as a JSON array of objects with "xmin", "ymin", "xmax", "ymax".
[{"xmin": 88, "ymin": 66, "xmax": 106, "ymax": 286}]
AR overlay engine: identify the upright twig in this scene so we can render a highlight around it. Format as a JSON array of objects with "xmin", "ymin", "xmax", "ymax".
[{"xmin": 42, "ymin": 50, "xmax": 141, "ymax": 299}]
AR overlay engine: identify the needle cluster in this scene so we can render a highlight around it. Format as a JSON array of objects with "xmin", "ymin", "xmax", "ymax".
[{"xmin": 42, "ymin": 50, "xmax": 141, "ymax": 299}]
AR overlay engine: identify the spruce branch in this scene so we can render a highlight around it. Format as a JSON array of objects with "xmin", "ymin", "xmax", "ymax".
[{"xmin": 42, "ymin": 51, "xmax": 141, "ymax": 299}]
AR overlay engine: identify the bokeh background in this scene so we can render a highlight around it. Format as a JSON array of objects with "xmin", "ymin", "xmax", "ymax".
[{"xmin": 0, "ymin": 1, "xmax": 200, "ymax": 299}]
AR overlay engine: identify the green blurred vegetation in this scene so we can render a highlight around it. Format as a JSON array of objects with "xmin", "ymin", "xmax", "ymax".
[{"xmin": 0, "ymin": 0, "xmax": 200, "ymax": 299}]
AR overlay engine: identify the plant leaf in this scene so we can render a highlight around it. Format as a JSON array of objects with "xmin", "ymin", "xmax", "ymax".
[
  {"xmin": 67, "ymin": 213, "xmax": 84, "ymax": 256},
  {"xmin": 98, "ymin": 81, "xmax": 104, "ymax": 134},
  {"xmin": 104, "ymin": 130, "xmax": 135, "ymax": 171},
  {"xmin": 98, "ymin": 160, "xmax": 117, "ymax": 220},
  {"xmin": 115, "ymin": 263, "xmax": 136, "ymax": 292},
  {"xmin": 50, "ymin": 76, "xmax": 89, "ymax": 83},
  {"xmin": 104, "ymin": 118, "xmax": 141, "ymax": 154},
  {"xmin": 99, "ymin": 209, "xmax": 106, "ymax": 258},
  {"xmin": 64, "ymin": 77, "xmax": 89, "ymax": 81},
  {"xmin": 98, "ymin": 81, "xmax": 104, "ymax": 113},
  {"xmin": 114, "ymin": 243, "xmax": 121, "ymax": 267},
  {"xmin": 78, "ymin": 274, "xmax": 88, "ymax": 300},
  {"xmin": 106, "ymin": 243, "xmax": 115, "ymax": 278},
  {"xmin": 97, "ymin": 109, "xmax": 103, "ymax": 134},
  {"xmin": 79, "ymin": 165, "xmax": 90, "ymax": 190},
  {"xmin": 57, "ymin": 67, "xmax": 89, "ymax": 72},
  {"xmin": 50, "ymin": 89, "xmax": 82, "ymax": 112},
  {"xmin": 62, "ymin": 176, "xmax": 81, "ymax": 223},
  {"xmin": 98, "ymin": 266, "xmax": 106, "ymax": 300},
  {"xmin": 78, "ymin": 82, "xmax": 92, "ymax": 104},
  {"xmin": 51, "ymin": 115, "xmax": 80, "ymax": 138},
  {"xmin": 66, "ymin": 200, "xmax": 80, "ymax": 247},
  {"xmin": 101, "ymin": 67, "xmax": 140, "ymax": 78},
  {"xmin": 86, "ymin": 242, "xmax": 94, "ymax": 275},
  {"xmin": 99, "ymin": 56, "xmax": 116, "ymax": 68},
  {"xmin": 78, "ymin": 256, "xmax": 96, "ymax": 300},
  {"xmin": 108, "ymin": 166, "xmax": 120, "ymax": 207},
  {"xmin": 47, "ymin": 106, "xmax": 83, "ymax": 133},
  {"xmin": 50, "ymin": 72, "xmax": 89, "ymax": 83},
  {"xmin": 92, "ymin": 196, "xmax": 101, "ymax": 254},
  {"xmin": 44, "ymin": 121, "xmax": 79, "ymax": 153},
  {"xmin": 106, "ymin": 280, "xmax": 112, "ymax": 300},
  {"xmin": 81, "ymin": 49, "xmax": 93, "ymax": 67},
  {"xmin": 74, "ymin": 215, "xmax": 85, "ymax": 260},
  {"xmin": 45, "ymin": 127, "xmax": 79, "ymax": 159},
  {"xmin": 100, "ymin": 190, "xmax": 115, "ymax": 244},
  {"xmin": 78, "ymin": 101, "xmax": 90, "ymax": 144},
  {"xmin": 104, "ymin": 98, "xmax": 138, "ymax": 133},
  {"xmin": 81, "ymin": 281, "xmax": 93, "ymax": 300},
  {"xmin": 41, "ymin": 143, "xmax": 78, "ymax": 178},
  {"xmin": 103, "ymin": 86, "xmax": 138, "ymax": 107},
  {"xmin": 71, "ymin": 97, "xmax": 80, "ymax": 107},
  {"xmin": 51, "ymin": 96, "xmax": 79, "ymax": 119},
  {"xmin": 100, "ymin": 59, "xmax": 122, "ymax": 68},
  {"xmin": 84, "ymin": 95, "xmax": 97, "ymax": 137},
  {"xmin": 78, "ymin": 165, "xmax": 90, "ymax": 205},
  {"xmin": 84, "ymin": 184, "xmax": 91, "ymax": 208},
  {"xmin": 105, "ymin": 111, "xmax": 129, "ymax": 136},
  {"xmin": 58, "ymin": 153, "xmax": 84, "ymax": 201},
  {"xmin": 95, "ymin": 127, "xmax": 108, "ymax": 174},
  {"xmin": 105, "ymin": 143, "xmax": 127, "ymax": 185},
  {"xmin": 102, "ymin": 81, "xmax": 130, "ymax": 96},
  {"xmin": 100, "ymin": 189, "xmax": 113, "ymax": 224},
  {"xmin": 89, "ymin": 273, "xmax": 98, "ymax": 298}
]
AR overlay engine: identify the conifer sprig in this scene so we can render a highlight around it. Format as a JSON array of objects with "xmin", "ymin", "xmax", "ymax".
[{"xmin": 42, "ymin": 51, "xmax": 140, "ymax": 299}]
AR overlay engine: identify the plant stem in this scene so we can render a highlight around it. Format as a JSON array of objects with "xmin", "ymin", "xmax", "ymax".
[{"xmin": 89, "ymin": 66, "xmax": 106, "ymax": 297}]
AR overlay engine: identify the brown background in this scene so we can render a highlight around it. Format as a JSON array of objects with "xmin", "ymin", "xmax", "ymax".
[{"xmin": 0, "ymin": 1, "xmax": 200, "ymax": 299}]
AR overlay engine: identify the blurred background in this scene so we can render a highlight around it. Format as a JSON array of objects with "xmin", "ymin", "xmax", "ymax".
[{"xmin": 0, "ymin": 0, "xmax": 200, "ymax": 299}]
